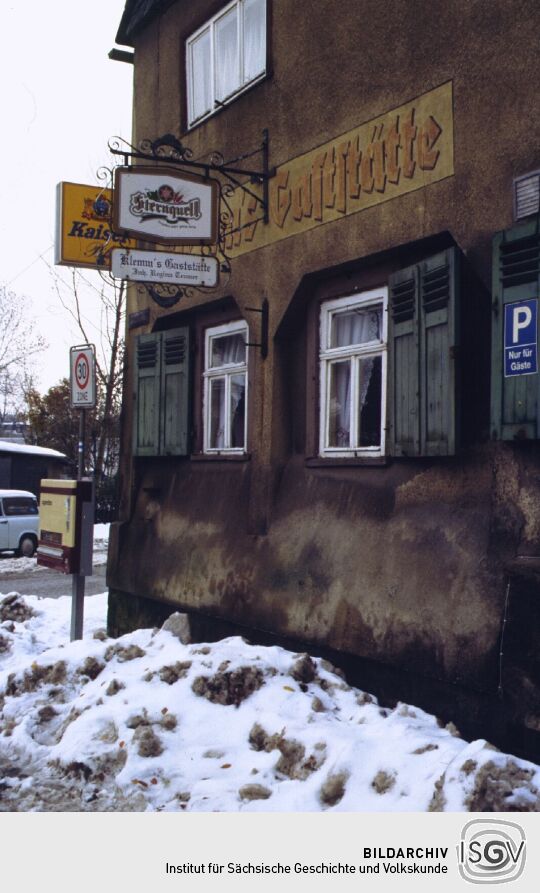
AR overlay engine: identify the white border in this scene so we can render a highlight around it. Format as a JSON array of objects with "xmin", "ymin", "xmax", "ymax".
[
  {"xmin": 203, "ymin": 320, "xmax": 249, "ymax": 453},
  {"xmin": 186, "ymin": 0, "xmax": 267, "ymax": 128},
  {"xmin": 319, "ymin": 288, "xmax": 388, "ymax": 457}
]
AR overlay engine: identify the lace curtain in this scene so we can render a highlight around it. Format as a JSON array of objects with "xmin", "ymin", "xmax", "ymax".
[
  {"xmin": 191, "ymin": 30, "xmax": 211, "ymax": 121},
  {"xmin": 215, "ymin": 7, "xmax": 239, "ymax": 101},
  {"xmin": 209, "ymin": 333, "xmax": 246, "ymax": 449},
  {"xmin": 244, "ymin": 0, "xmax": 266, "ymax": 82},
  {"xmin": 328, "ymin": 309, "xmax": 381, "ymax": 447}
]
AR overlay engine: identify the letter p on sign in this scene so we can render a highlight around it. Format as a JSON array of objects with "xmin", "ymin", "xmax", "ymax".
[
  {"xmin": 513, "ymin": 306, "xmax": 533, "ymax": 344},
  {"xmin": 504, "ymin": 299, "xmax": 537, "ymax": 349}
]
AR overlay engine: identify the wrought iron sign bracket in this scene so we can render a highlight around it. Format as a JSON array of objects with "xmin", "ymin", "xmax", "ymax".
[
  {"xmin": 135, "ymin": 256, "xmax": 232, "ymax": 310},
  {"xmin": 245, "ymin": 298, "xmax": 269, "ymax": 360},
  {"xmin": 144, "ymin": 284, "xmax": 189, "ymax": 309},
  {"xmin": 109, "ymin": 129, "xmax": 274, "ymax": 225}
]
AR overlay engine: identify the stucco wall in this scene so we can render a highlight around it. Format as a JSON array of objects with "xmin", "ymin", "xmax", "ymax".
[{"xmin": 109, "ymin": 0, "xmax": 540, "ymax": 738}]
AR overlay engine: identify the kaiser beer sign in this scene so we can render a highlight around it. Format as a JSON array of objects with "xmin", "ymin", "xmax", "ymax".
[
  {"xmin": 113, "ymin": 166, "xmax": 219, "ymax": 245},
  {"xmin": 55, "ymin": 182, "xmax": 136, "ymax": 270}
]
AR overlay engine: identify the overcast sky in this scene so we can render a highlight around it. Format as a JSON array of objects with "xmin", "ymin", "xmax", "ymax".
[{"xmin": 1, "ymin": 1, "xmax": 133, "ymax": 391}]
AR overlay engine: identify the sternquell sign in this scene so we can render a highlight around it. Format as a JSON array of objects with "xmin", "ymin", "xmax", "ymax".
[{"xmin": 113, "ymin": 166, "xmax": 219, "ymax": 245}]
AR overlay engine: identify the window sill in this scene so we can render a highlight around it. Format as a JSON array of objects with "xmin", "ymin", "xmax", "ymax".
[
  {"xmin": 187, "ymin": 71, "xmax": 269, "ymax": 132},
  {"xmin": 305, "ymin": 456, "xmax": 390, "ymax": 468},
  {"xmin": 191, "ymin": 452, "xmax": 251, "ymax": 463}
]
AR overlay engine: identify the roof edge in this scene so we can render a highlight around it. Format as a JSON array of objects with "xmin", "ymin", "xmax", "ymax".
[{"xmin": 115, "ymin": 0, "xmax": 178, "ymax": 47}]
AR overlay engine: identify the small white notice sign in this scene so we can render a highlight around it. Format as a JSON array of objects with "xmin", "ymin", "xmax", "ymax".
[{"xmin": 111, "ymin": 248, "xmax": 219, "ymax": 287}]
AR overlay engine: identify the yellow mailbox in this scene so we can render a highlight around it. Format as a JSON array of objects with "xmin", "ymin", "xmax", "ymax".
[{"xmin": 37, "ymin": 479, "xmax": 94, "ymax": 574}]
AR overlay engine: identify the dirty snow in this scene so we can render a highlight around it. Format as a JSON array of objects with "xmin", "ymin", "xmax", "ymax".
[
  {"xmin": 1, "ymin": 583, "xmax": 540, "ymax": 812},
  {"xmin": 0, "ymin": 555, "xmax": 42, "ymax": 575},
  {"xmin": 92, "ymin": 523, "xmax": 109, "ymax": 567}
]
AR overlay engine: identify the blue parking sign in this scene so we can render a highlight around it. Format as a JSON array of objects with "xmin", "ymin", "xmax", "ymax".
[{"xmin": 504, "ymin": 299, "xmax": 538, "ymax": 377}]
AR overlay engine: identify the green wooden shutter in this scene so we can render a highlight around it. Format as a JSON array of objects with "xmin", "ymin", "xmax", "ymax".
[
  {"xmin": 419, "ymin": 249, "xmax": 459, "ymax": 456},
  {"xmin": 133, "ymin": 332, "xmax": 161, "ymax": 456},
  {"xmin": 491, "ymin": 219, "xmax": 540, "ymax": 440},
  {"xmin": 388, "ymin": 248, "xmax": 459, "ymax": 456},
  {"xmin": 160, "ymin": 327, "xmax": 190, "ymax": 456},
  {"xmin": 388, "ymin": 262, "xmax": 420, "ymax": 456}
]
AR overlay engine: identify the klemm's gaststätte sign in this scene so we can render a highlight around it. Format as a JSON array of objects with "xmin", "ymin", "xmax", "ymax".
[
  {"xmin": 111, "ymin": 248, "xmax": 219, "ymax": 287},
  {"xmin": 219, "ymin": 81, "xmax": 454, "ymax": 257},
  {"xmin": 55, "ymin": 183, "xmax": 135, "ymax": 269},
  {"xmin": 113, "ymin": 167, "xmax": 219, "ymax": 245}
]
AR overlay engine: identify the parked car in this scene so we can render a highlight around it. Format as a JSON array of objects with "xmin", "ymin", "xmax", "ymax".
[{"xmin": 0, "ymin": 490, "xmax": 39, "ymax": 557}]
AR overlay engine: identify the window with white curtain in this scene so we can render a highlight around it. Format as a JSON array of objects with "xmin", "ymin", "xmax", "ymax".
[
  {"xmin": 319, "ymin": 289, "xmax": 388, "ymax": 456},
  {"xmin": 204, "ymin": 320, "xmax": 248, "ymax": 452},
  {"xmin": 186, "ymin": 0, "xmax": 267, "ymax": 127}
]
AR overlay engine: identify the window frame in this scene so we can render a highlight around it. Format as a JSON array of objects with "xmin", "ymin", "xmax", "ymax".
[
  {"xmin": 319, "ymin": 288, "xmax": 388, "ymax": 458},
  {"xmin": 186, "ymin": 0, "xmax": 267, "ymax": 128},
  {"xmin": 203, "ymin": 319, "xmax": 249, "ymax": 454},
  {"xmin": 1, "ymin": 496, "xmax": 38, "ymax": 516}
]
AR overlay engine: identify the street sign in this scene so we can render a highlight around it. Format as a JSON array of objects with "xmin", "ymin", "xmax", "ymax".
[
  {"xmin": 111, "ymin": 248, "xmax": 219, "ymax": 287},
  {"xmin": 70, "ymin": 345, "xmax": 96, "ymax": 408},
  {"xmin": 504, "ymin": 299, "xmax": 538, "ymax": 377}
]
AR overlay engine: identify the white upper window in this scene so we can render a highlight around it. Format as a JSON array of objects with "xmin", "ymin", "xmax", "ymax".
[
  {"xmin": 186, "ymin": 0, "xmax": 267, "ymax": 127},
  {"xmin": 203, "ymin": 320, "xmax": 248, "ymax": 453},
  {"xmin": 319, "ymin": 289, "xmax": 388, "ymax": 457}
]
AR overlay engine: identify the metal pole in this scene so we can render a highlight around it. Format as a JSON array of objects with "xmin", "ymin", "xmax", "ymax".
[
  {"xmin": 71, "ymin": 409, "xmax": 86, "ymax": 641},
  {"xmin": 70, "ymin": 573, "xmax": 85, "ymax": 641},
  {"xmin": 77, "ymin": 408, "xmax": 85, "ymax": 478}
]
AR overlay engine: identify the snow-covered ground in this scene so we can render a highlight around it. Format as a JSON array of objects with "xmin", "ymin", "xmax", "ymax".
[
  {"xmin": 0, "ymin": 522, "xmax": 110, "ymax": 575},
  {"xmin": 1, "ymin": 528, "xmax": 540, "ymax": 813},
  {"xmin": 92, "ymin": 522, "xmax": 110, "ymax": 567}
]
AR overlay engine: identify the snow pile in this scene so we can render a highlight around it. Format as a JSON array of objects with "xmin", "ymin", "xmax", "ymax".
[
  {"xmin": 0, "ymin": 441, "xmax": 67, "ymax": 459},
  {"xmin": 92, "ymin": 523, "xmax": 109, "ymax": 567},
  {"xmin": 1, "ymin": 592, "xmax": 540, "ymax": 813},
  {"xmin": 0, "ymin": 555, "xmax": 41, "ymax": 575}
]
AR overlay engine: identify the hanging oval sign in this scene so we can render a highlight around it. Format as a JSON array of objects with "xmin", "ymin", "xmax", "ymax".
[{"xmin": 113, "ymin": 166, "xmax": 219, "ymax": 246}]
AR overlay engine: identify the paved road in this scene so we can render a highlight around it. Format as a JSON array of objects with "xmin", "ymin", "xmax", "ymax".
[{"xmin": 0, "ymin": 559, "xmax": 107, "ymax": 599}]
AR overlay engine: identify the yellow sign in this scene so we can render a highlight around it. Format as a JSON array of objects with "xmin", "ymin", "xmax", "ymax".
[
  {"xmin": 55, "ymin": 182, "xmax": 136, "ymax": 269},
  {"xmin": 39, "ymin": 479, "xmax": 78, "ymax": 547},
  {"xmin": 219, "ymin": 82, "xmax": 454, "ymax": 258}
]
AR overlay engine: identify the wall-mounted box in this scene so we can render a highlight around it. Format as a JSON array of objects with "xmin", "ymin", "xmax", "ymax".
[{"xmin": 37, "ymin": 479, "xmax": 94, "ymax": 575}]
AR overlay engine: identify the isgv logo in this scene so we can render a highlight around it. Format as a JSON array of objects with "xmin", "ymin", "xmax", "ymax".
[{"xmin": 458, "ymin": 820, "xmax": 526, "ymax": 884}]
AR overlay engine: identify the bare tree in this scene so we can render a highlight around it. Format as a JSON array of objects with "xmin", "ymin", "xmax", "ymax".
[
  {"xmin": 48, "ymin": 268, "xmax": 125, "ymax": 482},
  {"xmin": 0, "ymin": 285, "xmax": 46, "ymax": 422},
  {"xmin": 23, "ymin": 267, "xmax": 127, "ymax": 520}
]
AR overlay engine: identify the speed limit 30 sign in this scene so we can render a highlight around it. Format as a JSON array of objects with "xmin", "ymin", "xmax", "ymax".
[{"xmin": 70, "ymin": 345, "xmax": 96, "ymax": 408}]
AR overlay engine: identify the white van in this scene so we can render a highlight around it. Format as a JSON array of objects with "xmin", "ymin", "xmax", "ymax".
[{"xmin": 0, "ymin": 490, "xmax": 39, "ymax": 557}]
